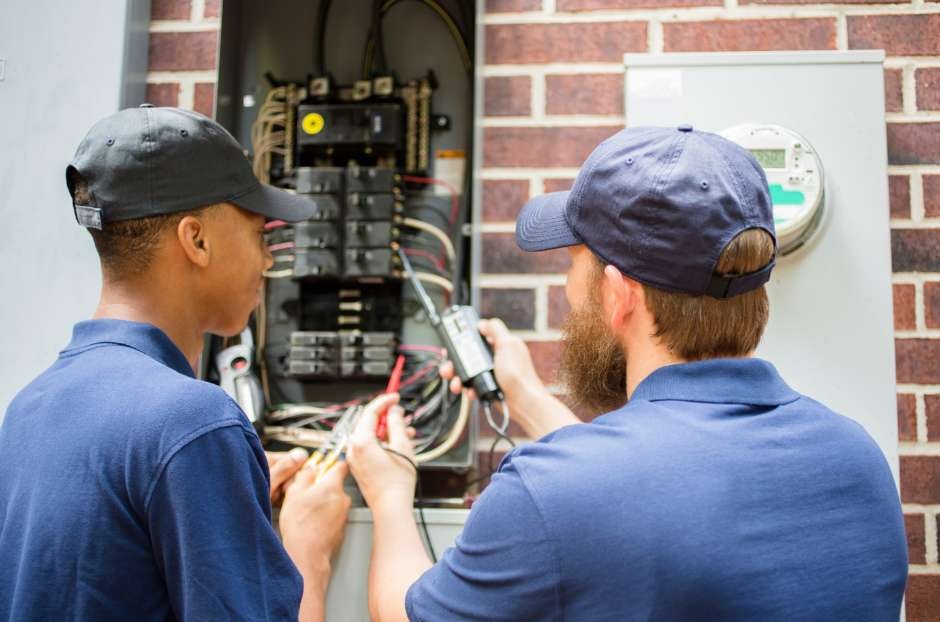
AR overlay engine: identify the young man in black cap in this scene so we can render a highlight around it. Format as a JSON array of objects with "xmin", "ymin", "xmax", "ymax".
[
  {"xmin": 348, "ymin": 126, "xmax": 908, "ymax": 621},
  {"xmin": 0, "ymin": 105, "xmax": 367, "ymax": 621}
]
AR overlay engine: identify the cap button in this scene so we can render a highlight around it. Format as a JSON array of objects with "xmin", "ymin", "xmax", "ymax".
[
  {"xmin": 139, "ymin": 103, "xmax": 155, "ymax": 108},
  {"xmin": 678, "ymin": 124, "xmax": 693, "ymax": 132}
]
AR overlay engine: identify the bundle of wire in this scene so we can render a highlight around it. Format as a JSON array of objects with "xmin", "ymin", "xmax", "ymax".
[
  {"xmin": 251, "ymin": 87, "xmax": 289, "ymax": 184},
  {"xmin": 264, "ymin": 345, "xmax": 471, "ymax": 464}
]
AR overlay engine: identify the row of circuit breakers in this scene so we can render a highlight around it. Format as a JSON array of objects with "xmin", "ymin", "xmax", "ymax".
[
  {"xmin": 268, "ymin": 164, "xmax": 405, "ymax": 381},
  {"xmin": 262, "ymin": 74, "xmax": 453, "ymax": 384}
]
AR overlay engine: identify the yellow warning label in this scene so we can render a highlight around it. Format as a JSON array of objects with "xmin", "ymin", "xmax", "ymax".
[{"xmin": 302, "ymin": 113, "xmax": 325, "ymax": 135}]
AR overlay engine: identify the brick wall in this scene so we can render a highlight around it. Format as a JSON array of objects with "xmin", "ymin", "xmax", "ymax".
[{"xmin": 147, "ymin": 0, "xmax": 939, "ymax": 616}]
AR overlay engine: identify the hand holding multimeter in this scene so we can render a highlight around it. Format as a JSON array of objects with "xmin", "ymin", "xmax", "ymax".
[{"xmin": 394, "ymin": 246, "xmax": 504, "ymax": 403}]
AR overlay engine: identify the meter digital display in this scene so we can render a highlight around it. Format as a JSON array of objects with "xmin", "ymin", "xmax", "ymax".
[
  {"xmin": 721, "ymin": 124, "xmax": 825, "ymax": 256},
  {"xmin": 749, "ymin": 149, "xmax": 786, "ymax": 169}
]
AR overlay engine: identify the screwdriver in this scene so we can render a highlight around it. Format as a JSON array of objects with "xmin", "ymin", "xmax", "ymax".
[{"xmin": 376, "ymin": 354, "xmax": 406, "ymax": 441}]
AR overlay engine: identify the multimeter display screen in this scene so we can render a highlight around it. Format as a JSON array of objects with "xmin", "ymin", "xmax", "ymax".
[{"xmin": 749, "ymin": 148, "xmax": 786, "ymax": 169}]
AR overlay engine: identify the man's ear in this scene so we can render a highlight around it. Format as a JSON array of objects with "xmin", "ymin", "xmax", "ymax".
[
  {"xmin": 176, "ymin": 214, "xmax": 211, "ymax": 268},
  {"xmin": 603, "ymin": 265, "xmax": 637, "ymax": 331}
]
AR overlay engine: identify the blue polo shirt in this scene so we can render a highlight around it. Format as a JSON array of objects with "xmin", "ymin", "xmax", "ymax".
[
  {"xmin": 406, "ymin": 358, "xmax": 907, "ymax": 621},
  {"xmin": 0, "ymin": 319, "xmax": 302, "ymax": 621}
]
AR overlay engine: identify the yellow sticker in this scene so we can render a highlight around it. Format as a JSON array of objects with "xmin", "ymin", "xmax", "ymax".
[{"xmin": 302, "ymin": 112, "xmax": 325, "ymax": 135}]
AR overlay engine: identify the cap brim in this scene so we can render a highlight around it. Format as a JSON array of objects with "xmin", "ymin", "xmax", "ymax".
[
  {"xmin": 231, "ymin": 183, "xmax": 316, "ymax": 223},
  {"xmin": 515, "ymin": 191, "xmax": 581, "ymax": 252}
]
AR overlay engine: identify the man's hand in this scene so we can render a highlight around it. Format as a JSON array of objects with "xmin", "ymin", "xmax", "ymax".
[
  {"xmin": 279, "ymin": 459, "xmax": 352, "ymax": 622},
  {"xmin": 347, "ymin": 393, "xmax": 432, "ymax": 622},
  {"xmin": 346, "ymin": 393, "xmax": 417, "ymax": 513},
  {"xmin": 441, "ymin": 318, "xmax": 579, "ymax": 438},
  {"xmin": 440, "ymin": 318, "xmax": 543, "ymax": 401},
  {"xmin": 266, "ymin": 448, "xmax": 308, "ymax": 506}
]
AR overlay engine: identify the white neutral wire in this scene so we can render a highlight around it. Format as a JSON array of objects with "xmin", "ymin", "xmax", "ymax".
[{"xmin": 402, "ymin": 218, "xmax": 456, "ymax": 261}]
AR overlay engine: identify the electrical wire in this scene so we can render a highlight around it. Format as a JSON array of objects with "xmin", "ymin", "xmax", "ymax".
[
  {"xmin": 263, "ymin": 269, "xmax": 294, "ymax": 278},
  {"xmin": 416, "ymin": 391, "xmax": 470, "ymax": 463},
  {"xmin": 402, "ymin": 218, "xmax": 455, "ymax": 260},
  {"xmin": 402, "ymin": 175, "xmax": 460, "ymax": 226},
  {"xmin": 416, "ymin": 271, "xmax": 454, "ymax": 294},
  {"xmin": 362, "ymin": 0, "xmax": 472, "ymax": 78}
]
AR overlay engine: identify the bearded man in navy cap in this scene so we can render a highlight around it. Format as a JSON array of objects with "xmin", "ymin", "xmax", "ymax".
[{"xmin": 347, "ymin": 126, "xmax": 908, "ymax": 622}]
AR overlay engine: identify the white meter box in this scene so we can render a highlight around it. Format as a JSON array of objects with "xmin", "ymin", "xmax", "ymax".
[{"xmin": 624, "ymin": 51, "xmax": 898, "ymax": 478}]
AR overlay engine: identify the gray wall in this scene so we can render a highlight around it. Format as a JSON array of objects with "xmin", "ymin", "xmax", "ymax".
[{"xmin": 0, "ymin": 0, "xmax": 150, "ymax": 414}]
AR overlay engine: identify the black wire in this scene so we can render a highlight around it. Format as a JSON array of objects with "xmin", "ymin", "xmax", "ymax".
[
  {"xmin": 314, "ymin": 0, "xmax": 333, "ymax": 75},
  {"xmin": 382, "ymin": 447, "xmax": 437, "ymax": 563}
]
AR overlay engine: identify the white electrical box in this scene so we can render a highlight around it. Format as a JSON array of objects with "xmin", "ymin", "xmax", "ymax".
[{"xmin": 624, "ymin": 51, "xmax": 898, "ymax": 479}]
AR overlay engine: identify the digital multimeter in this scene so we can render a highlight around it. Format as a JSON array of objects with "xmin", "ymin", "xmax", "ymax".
[
  {"xmin": 395, "ymin": 246, "xmax": 503, "ymax": 402},
  {"xmin": 720, "ymin": 124, "xmax": 826, "ymax": 255}
]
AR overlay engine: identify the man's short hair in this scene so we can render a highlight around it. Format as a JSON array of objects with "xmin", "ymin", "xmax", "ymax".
[
  {"xmin": 69, "ymin": 172, "xmax": 211, "ymax": 280},
  {"xmin": 593, "ymin": 228, "xmax": 774, "ymax": 360}
]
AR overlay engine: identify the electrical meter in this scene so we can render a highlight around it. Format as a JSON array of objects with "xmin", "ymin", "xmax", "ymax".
[{"xmin": 721, "ymin": 124, "xmax": 826, "ymax": 255}]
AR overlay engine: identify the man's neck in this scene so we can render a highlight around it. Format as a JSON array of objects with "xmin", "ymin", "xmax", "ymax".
[
  {"xmin": 624, "ymin": 338, "xmax": 686, "ymax": 400},
  {"xmin": 93, "ymin": 276, "xmax": 204, "ymax": 371}
]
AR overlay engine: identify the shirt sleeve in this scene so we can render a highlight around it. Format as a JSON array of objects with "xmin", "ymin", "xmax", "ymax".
[
  {"xmin": 146, "ymin": 422, "xmax": 303, "ymax": 621},
  {"xmin": 405, "ymin": 453, "xmax": 563, "ymax": 622}
]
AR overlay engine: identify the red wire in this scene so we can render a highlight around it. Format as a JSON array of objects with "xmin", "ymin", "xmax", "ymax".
[
  {"xmin": 403, "ymin": 248, "xmax": 446, "ymax": 271},
  {"xmin": 268, "ymin": 241, "xmax": 295, "ymax": 252},
  {"xmin": 402, "ymin": 175, "xmax": 460, "ymax": 226}
]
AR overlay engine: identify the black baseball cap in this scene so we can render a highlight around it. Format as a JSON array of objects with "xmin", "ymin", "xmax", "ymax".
[
  {"xmin": 516, "ymin": 125, "xmax": 777, "ymax": 299},
  {"xmin": 66, "ymin": 104, "xmax": 315, "ymax": 229}
]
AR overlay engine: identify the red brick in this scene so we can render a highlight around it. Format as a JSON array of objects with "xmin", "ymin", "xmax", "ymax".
[
  {"xmin": 484, "ymin": 126, "xmax": 620, "ymax": 168},
  {"xmin": 193, "ymin": 82, "xmax": 215, "ymax": 117},
  {"xmin": 892, "ymin": 230, "xmax": 940, "ymax": 272},
  {"xmin": 483, "ymin": 180, "xmax": 529, "ymax": 221},
  {"xmin": 486, "ymin": 0, "xmax": 541, "ymax": 11},
  {"xmin": 482, "ymin": 233, "xmax": 571, "ymax": 274},
  {"xmin": 480, "ymin": 288, "xmax": 536, "ymax": 330},
  {"xmin": 204, "ymin": 0, "xmax": 221, "ymax": 19},
  {"xmin": 889, "ymin": 175, "xmax": 910, "ymax": 219},
  {"xmin": 151, "ymin": 0, "xmax": 191, "ymax": 20},
  {"xmin": 898, "ymin": 393, "xmax": 917, "ymax": 442},
  {"xmin": 664, "ymin": 19, "xmax": 836, "ymax": 53},
  {"xmin": 925, "ymin": 393, "xmax": 940, "ymax": 441},
  {"xmin": 926, "ymin": 282, "xmax": 940, "ymax": 329},
  {"xmin": 546, "ymin": 74, "xmax": 624, "ymax": 116},
  {"xmin": 746, "ymin": 0, "xmax": 899, "ymax": 4},
  {"xmin": 543, "ymin": 178, "xmax": 574, "ymax": 193},
  {"xmin": 905, "ymin": 514, "xmax": 927, "ymax": 565},
  {"xmin": 894, "ymin": 284, "xmax": 916, "ymax": 331},
  {"xmin": 900, "ymin": 455, "xmax": 940, "ymax": 503},
  {"xmin": 486, "ymin": 22, "xmax": 647, "ymax": 64},
  {"xmin": 559, "ymin": 0, "xmax": 720, "ymax": 9},
  {"xmin": 148, "ymin": 31, "xmax": 219, "ymax": 72},
  {"xmin": 887, "ymin": 123, "xmax": 940, "ymax": 165},
  {"xmin": 526, "ymin": 340, "xmax": 562, "ymax": 385},
  {"xmin": 917, "ymin": 68, "xmax": 940, "ymax": 111},
  {"xmin": 485, "ymin": 76, "xmax": 532, "ymax": 117},
  {"xmin": 924, "ymin": 175, "xmax": 940, "ymax": 218},
  {"xmin": 145, "ymin": 83, "xmax": 180, "ymax": 108},
  {"xmin": 906, "ymin": 574, "xmax": 940, "ymax": 621},
  {"xmin": 884, "ymin": 69, "xmax": 903, "ymax": 113},
  {"xmin": 548, "ymin": 285, "xmax": 571, "ymax": 329},
  {"xmin": 849, "ymin": 14, "xmax": 940, "ymax": 57},
  {"xmin": 896, "ymin": 339, "xmax": 940, "ymax": 384}
]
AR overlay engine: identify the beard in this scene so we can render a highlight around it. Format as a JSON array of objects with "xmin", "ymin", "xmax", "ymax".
[{"xmin": 558, "ymin": 297, "xmax": 628, "ymax": 415}]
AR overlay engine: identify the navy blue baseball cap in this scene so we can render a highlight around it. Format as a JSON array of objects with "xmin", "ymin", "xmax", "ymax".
[{"xmin": 516, "ymin": 125, "xmax": 777, "ymax": 299}]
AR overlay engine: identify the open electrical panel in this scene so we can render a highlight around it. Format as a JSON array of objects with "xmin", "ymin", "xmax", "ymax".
[{"xmin": 205, "ymin": 0, "xmax": 489, "ymax": 503}]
